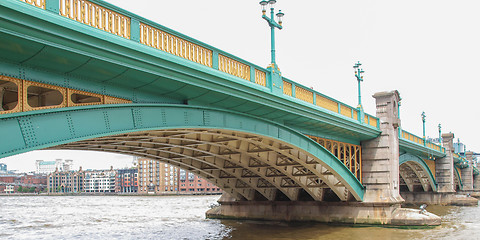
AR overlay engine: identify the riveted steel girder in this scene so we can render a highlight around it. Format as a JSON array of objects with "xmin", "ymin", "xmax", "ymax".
[{"xmin": 0, "ymin": 104, "xmax": 365, "ymax": 201}]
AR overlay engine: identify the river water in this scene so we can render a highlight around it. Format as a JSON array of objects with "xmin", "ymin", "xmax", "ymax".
[{"xmin": 0, "ymin": 195, "xmax": 478, "ymax": 240}]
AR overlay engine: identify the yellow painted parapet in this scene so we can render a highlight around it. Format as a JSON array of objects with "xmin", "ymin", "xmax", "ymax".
[
  {"xmin": 402, "ymin": 131, "xmax": 424, "ymax": 145},
  {"xmin": 340, "ymin": 105, "xmax": 352, "ymax": 118},
  {"xmin": 401, "ymin": 130, "xmax": 444, "ymax": 153},
  {"xmin": 308, "ymin": 135, "xmax": 362, "ymax": 182},
  {"xmin": 218, "ymin": 54, "xmax": 250, "ymax": 81},
  {"xmin": 282, "ymin": 81, "xmax": 292, "ymax": 96},
  {"xmin": 316, "ymin": 94, "xmax": 338, "ymax": 113},
  {"xmin": 255, "ymin": 69, "xmax": 266, "ymax": 87},
  {"xmin": 140, "ymin": 23, "xmax": 213, "ymax": 68},
  {"xmin": 365, "ymin": 115, "xmax": 377, "ymax": 128},
  {"xmin": 0, "ymin": 75, "xmax": 131, "ymax": 114},
  {"xmin": 19, "ymin": 0, "xmax": 45, "ymax": 9},
  {"xmin": 295, "ymin": 86, "xmax": 313, "ymax": 104},
  {"xmin": 60, "ymin": 0, "xmax": 131, "ymax": 39}
]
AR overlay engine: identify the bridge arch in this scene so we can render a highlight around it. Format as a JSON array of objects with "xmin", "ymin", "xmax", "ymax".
[
  {"xmin": 454, "ymin": 167, "xmax": 463, "ymax": 191},
  {"xmin": 399, "ymin": 153, "xmax": 437, "ymax": 192},
  {"xmin": 0, "ymin": 104, "xmax": 364, "ymax": 201}
]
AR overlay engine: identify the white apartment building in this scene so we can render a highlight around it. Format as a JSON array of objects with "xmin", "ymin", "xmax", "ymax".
[{"xmin": 84, "ymin": 168, "xmax": 116, "ymax": 193}]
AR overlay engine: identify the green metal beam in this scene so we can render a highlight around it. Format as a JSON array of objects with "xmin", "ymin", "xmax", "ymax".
[
  {"xmin": 399, "ymin": 153, "xmax": 437, "ymax": 192},
  {"xmin": 0, "ymin": 103, "xmax": 365, "ymax": 201}
]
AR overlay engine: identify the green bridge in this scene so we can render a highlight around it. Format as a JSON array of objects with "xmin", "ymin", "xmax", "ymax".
[{"xmin": 0, "ymin": 0, "xmax": 477, "ymax": 225}]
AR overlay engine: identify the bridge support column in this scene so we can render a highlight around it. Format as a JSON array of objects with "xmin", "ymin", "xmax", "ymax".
[
  {"xmin": 474, "ymin": 155, "xmax": 480, "ymax": 191},
  {"xmin": 462, "ymin": 152, "xmax": 474, "ymax": 191},
  {"xmin": 207, "ymin": 90, "xmax": 440, "ymax": 226},
  {"xmin": 436, "ymin": 133, "xmax": 456, "ymax": 192},
  {"xmin": 361, "ymin": 91, "xmax": 403, "ymax": 203}
]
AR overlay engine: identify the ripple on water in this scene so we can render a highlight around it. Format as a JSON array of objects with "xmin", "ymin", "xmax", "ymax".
[{"xmin": 1, "ymin": 195, "xmax": 480, "ymax": 240}]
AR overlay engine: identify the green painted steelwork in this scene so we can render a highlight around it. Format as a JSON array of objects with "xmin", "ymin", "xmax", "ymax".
[
  {"xmin": 453, "ymin": 155, "xmax": 469, "ymax": 169},
  {"xmin": 0, "ymin": 0, "xmax": 380, "ymax": 145},
  {"xmin": 421, "ymin": 112, "xmax": 426, "ymax": 146},
  {"xmin": 399, "ymin": 129, "xmax": 446, "ymax": 158},
  {"xmin": 353, "ymin": 61, "xmax": 365, "ymax": 124},
  {"xmin": 0, "ymin": 0, "xmax": 465, "ymax": 198},
  {"xmin": 259, "ymin": 0, "xmax": 283, "ymax": 68},
  {"xmin": 399, "ymin": 153, "xmax": 437, "ymax": 192},
  {"xmin": 0, "ymin": 103, "xmax": 365, "ymax": 200}
]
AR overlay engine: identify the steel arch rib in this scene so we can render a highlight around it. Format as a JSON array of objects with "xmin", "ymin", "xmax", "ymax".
[
  {"xmin": 58, "ymin": 131, "xmax": 324, "ymax": 201},
  {"xmin": 0, "ymin": 104, "xmax": 365, "ymax": 201},
  {"xmin": 59, "ymin": 137, "xmax": 278, "ymax": 201},
  {"xmin": 399, "ymin": 153, "xmax": 437, "ymax": 192}
]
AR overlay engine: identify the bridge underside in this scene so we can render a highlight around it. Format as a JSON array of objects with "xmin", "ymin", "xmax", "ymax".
[
  {"xmin": 51, "ymin": 128, "xmax": 356, "ymax": 202},
  {"xmin": 399, "ymin": 153, "xmax": 437, "ymax": 193},
  {"xmin": 0, "ymin": 104, "xmax": 364, "ymax": 202}
]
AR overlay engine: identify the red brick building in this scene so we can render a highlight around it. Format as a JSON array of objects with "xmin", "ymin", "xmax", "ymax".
[{"xmin": 179, "ymin": 169, "xmax": 221, "ymax": 194}]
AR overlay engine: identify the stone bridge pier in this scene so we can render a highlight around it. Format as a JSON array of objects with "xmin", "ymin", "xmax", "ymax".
[
  {"xmin": 473, "ymin": 152, "xmax": 480, "ymax": 191},
  {"xmin": 207, "ymin": 91, "xmax": 440, "ymax": 226},
  {"xmin": 462, "ymin": 152, "xmax": 474, "ymax": 192}
]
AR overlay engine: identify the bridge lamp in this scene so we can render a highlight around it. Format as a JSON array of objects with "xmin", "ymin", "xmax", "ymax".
[
  {"xmin": 276, "ymin": 10, "xmax": 284, "ymax": 25},
  {"xmin": 353, "ymin": 61, "xmax": 364, "ymax": 109},
  {"xmin": 260, "ymin": 0, "xmax": 268, "ymax": 14},
  {"xmin": 438, "ymin": 124, "xmax": 442, "ymax": 144},
  {"xmin": 421, "ymin": 111, "xmax": 426, "ymax": 140},
  {"xmin": 268, "ymin": 0, "xmax": 277, "ymax": 8},
  {"xmin": 259, "ymin": 0, "xmax": 284, "ymax": 69}
]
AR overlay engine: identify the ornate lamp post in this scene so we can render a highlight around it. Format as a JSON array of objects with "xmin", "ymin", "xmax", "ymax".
[
  {"xmin": 353, "ymin": 61, "xmax": 365, "ymax": 123},
  {"xmin": 353, "ymin": 61, "xmax": 364, "ymax": 109},
  {"xmin": 259, "ymin": 0, "xmax": 284, "ymax": 71},
  {"xmin": 421, "ymin": 111, "xmax": 426, "ymax": 145},
  {"xmin": 438, "ymin": 123, "xmax": 442, "ymax": 144}
]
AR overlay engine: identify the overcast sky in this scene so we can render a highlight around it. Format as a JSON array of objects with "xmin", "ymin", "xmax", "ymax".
[{"xmin": 2, "ymin": 0, "xmax": 479, "ymax": 172}]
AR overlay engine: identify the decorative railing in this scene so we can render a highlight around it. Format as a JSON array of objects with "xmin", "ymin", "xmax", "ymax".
[
  {"xmin": 400, "ymin": 130, "xmax": 445, "ymax": 153},
  {"xmin": 364, "ymin": 114, "xmax": 378, "ymax": 128},
  {"xmin": 60, "ymin": 0, "xmax": 131, "ymax": 39},
  {"xmin": 281, "ymin": 79, "xmax": 380, "ymax": 127},
  {"xmin": 308, "ymin": 135, "xmax": 362, "ymax": 182},
  {"xmin": 20, "ymin": 0, "xmax": 45, "ymax": 9},
  {"xmin": 14, "ymin": 0, "xmax": 380, "ymax": 130},
  {"xmin": 0, "ymin": 75, "xmax": 130, "ymax": 114},
  {"xmin": 140, "ymin": 23, "xmax": 212, "ymax": 68},
  {"xmin": 254, "ymin": 69, "xmax": 266, "ymax": 87},
  {"xmin": 401, "ymin": 130, "xmax": 425, "ymax": 145},
  {"xmin": 295, "ymin": 86, "xmax": 314, "ymax": 104},
  {"xmin": 218, "ymin": 54, "xmax": 249, "ymax": 80}
]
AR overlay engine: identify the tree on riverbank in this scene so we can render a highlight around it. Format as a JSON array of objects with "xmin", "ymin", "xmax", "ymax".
[{"xmin": 16, "ymin": 186, "xmax": 36, "ymax": 193}]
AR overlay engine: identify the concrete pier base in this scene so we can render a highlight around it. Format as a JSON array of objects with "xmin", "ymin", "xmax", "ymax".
[
  {"xmin": 470, "ymin": 192, "xmax": 480, "ymax": 199},
  {"xmin": 206, "ymin": 196, "xmax": 441, "ymax": 226},
  {"xmin": 401, "ymin": 192, "xmax": 479, "ymax": 206}
]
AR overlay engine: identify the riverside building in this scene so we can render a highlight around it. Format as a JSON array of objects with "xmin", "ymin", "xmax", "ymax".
[
  {"xmin": 137, "ymin": 158, "xmax": 162, "ymax": 194},
  {"xmin": 116, "ymin": 168, "xmax": 138, "ymax": 193},
  {"xmin": 179, "ymin": 169, "xmax": 221, "ymax": 194},
  {"xmin": 47, "ymin": 167, "xmax": 84, "ymax": 193},
  {"xmin": 84, "ymin": 167, "xmax": 116, "ymax": 193},
  {"xmin": 137, "ymin": 158, "xmax": 180, "ymax": 194}
]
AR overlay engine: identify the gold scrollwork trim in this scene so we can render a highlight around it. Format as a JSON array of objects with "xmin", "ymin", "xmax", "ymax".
[
  {"xmin": 0, "ymin": 75, "xmax": 22, "ymax": 114},
  {"xmin": 140, "ymin": 23, "xmax": 213, "ymax": 68},
  {"xmin": 60, "ymin": 0, "xmax": 131, "ymax": 39},
  {"xmin": 19, "ymin": 0, "xmax": 45, "ymax": 9},
  {"xmin": 22, "ymin": 80, "xmax": 67, "ymax": 112}
]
